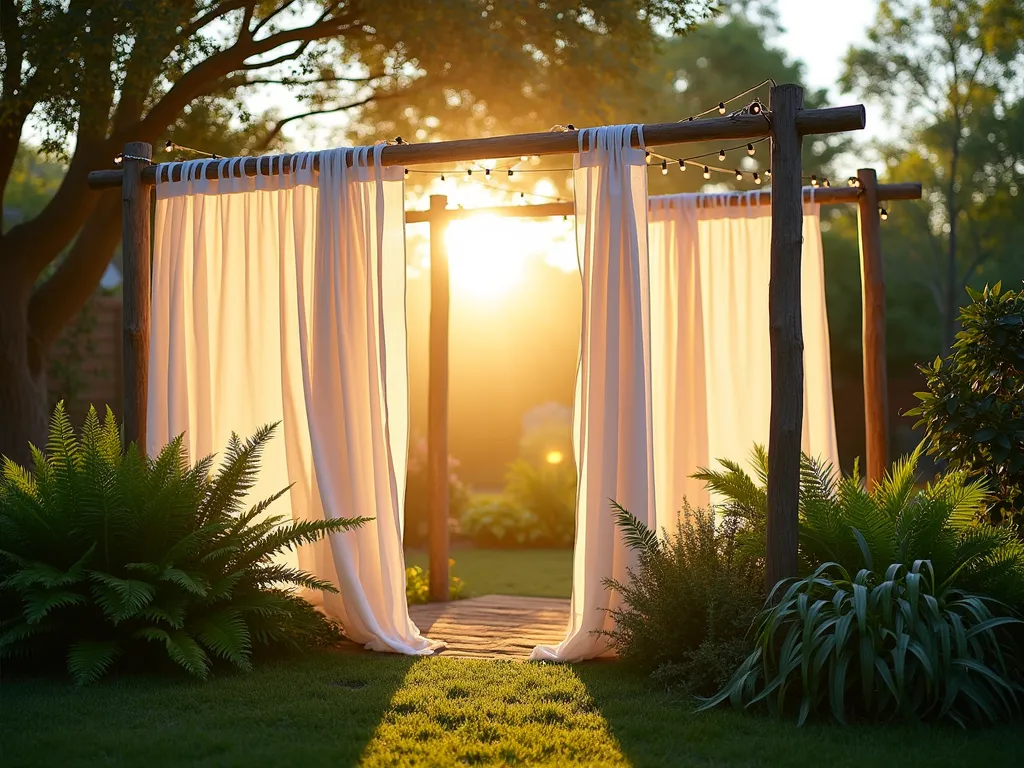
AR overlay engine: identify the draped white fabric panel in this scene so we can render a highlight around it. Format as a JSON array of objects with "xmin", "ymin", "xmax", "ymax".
[
  {"xmin": 648, "ymin": 192, "xmax": 840, "ymax": 517},
  {"xmin": 531, "ymin": 125, "xmax": 656, "ymax": 663},
  {"xmin": 149, "ymin": 150, "xmax": 442, "ymax": 655}
]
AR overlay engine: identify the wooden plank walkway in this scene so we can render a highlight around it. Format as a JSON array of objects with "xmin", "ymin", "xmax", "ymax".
[{"xmin": 408, "ymin": 595, "xmax": 570, "ymax": 659}]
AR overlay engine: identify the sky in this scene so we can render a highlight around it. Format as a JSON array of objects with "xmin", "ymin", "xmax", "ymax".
[{"xmin": 774, "ymin": 0, "xmax": 887, "ymax": 144}]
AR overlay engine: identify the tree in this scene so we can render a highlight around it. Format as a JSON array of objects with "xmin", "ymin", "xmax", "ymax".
[
  {"xmin": 841, "ymin": 0, "xmax": 1024, "ymax": 351},
  {"xmin": 0, "ymin": 0, "xmax": 715, "ymax": 461}
]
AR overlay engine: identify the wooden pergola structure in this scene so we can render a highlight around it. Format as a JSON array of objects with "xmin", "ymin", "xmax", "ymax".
[{"xmin": 88, "ymin": 83, "xmax": 917, "ymax": 600}]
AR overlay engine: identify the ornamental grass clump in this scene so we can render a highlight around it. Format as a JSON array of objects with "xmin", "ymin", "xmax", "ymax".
[
  {"xmin": 700, "ymin": 560, "xmax": 1023, "ymax": 726},
  {"xmin": 602, "ymin": 502, "xmax": 764, "ymax": 695},
  {"xmin": 0, "ymin": 404, "xmax": 366, "ymax": 684}
]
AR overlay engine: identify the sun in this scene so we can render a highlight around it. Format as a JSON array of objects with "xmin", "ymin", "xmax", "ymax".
[{"xmin": 445, "ymin": 215, "xmax": 527, "ymax": 299}]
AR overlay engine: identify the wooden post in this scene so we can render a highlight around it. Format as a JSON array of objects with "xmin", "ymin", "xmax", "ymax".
[
  {"xmin": 121, "ymin": 142, "xmax": 153, "ymax": 452},
  {"xmin": 427, "ymin": 194, "xmax": 451, "ymax": 602},
  {"xmin": 766, "ymin": 85, "xmax": 804, "ymax": 591},
  {"xmin": 857, "ymin": 168, "xmax": 889, "ymax": 487}
]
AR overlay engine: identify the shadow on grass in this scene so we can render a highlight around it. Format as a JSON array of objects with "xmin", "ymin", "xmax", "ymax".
[
  {"xmin": 575, "ymin": 661, "xmax": 1024, "ymax": 768},
  {"xmin": 0, "ymin": 650, "xmax": 415, "ymax": 768}
]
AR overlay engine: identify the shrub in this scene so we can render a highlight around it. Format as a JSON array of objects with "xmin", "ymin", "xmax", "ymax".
[
  {"xmin": 0, "ymin": 404, "xmax": 365, "ymax": 684},
  {"xmin": 405, "ymin": 560, "xmax": 466, "ymax": 604},
  {"xmin": 602, "ymin": 502, "xmax": 764, "ymax": 696},
  {"xmin": 695, "ymin": 445, "xmax": 1024, "ymax": 609},
  {"xmin": 460, "ymin": 499, "xmax": 543, "ymax": 548},
  {"xmin": 907, "ymin": 283, "xmax": 1024, "ymax": 531},
  {"xmin": 503, "ymin": 458, "xmax": 576, "ymax": 547},
  {"xmin": 701, "ymin": 561, "xmax": 1023, "ymax": 726},
  {"xmin": 403, "ymin": 436, "xmax": 470, "ymax": 548}
]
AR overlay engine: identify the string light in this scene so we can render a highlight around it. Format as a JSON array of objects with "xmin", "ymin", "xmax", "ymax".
[
  {"xmin": 753, "ymin": 171, "xmax": 762, "ymax": 185},
  {"xmin": 718, "ymin": 149, "xmax": 727, "ymax": 161},
  {"xmin": 508, "ymin": 169, "xmax": 514, "ymax": 177},
  {"xmin": 661, "ymin": 160, "xmax": 668, "ymax": 175},
  {"xmin": 847, "ymin": 176, "xmax": 861, "ymax": 187},
  {"xmin": 810, "ymin": 175, "xmax": 819, "ymax": 187},
  {"xmin": 822, "ymin": 178, "xmax": 830, "ymax": 188},
  {"xmin": 703, "ymin": 166, "xmax": 711, "ymax": 179},
  {"xmin": 735, "ymin": 169, "xmax": 743, "ymax": 181},
  {"xmin": 749, "ymin": 100, "xmax": 763, "ymax": 115},
  {"xmin": 879, "ymin": 207, "xmax": 889, "ymax": 221},
  {"xmin": 466, "ymin": 169, "xmax": 472, "ymax": 177},
  {"xmin": 765, "ymin": 168, "xmax": 772, "ymax": 178},
  {"xmin": 485, "ymin": 168, "xmax": 491, "ymax": 178},
  {"xmin": 746, "ymin": 143, "xmax": 755, "ymax": 155},
  {"xmin": 678, "ymin": 159, "xmax": 685, "ymax": 172},
  {"xmin": 718, "ymin": 102, "xmax": 726, "ymax": 114},
  {"xmin": 395, "ymin": 136, "xmax": 404, "ymax": 144}
]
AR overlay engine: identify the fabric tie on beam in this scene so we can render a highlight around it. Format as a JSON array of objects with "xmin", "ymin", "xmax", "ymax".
[
  {"xmin": 149, "ymin": 147, "xmax": 443, "ymax": 655},
  {"xmin": 531, "ymin": 124, "xmax": 657, "ymax": 663}
]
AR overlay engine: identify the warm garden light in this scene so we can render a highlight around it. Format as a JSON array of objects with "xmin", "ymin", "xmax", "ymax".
[{"xmin": 545, "ymin": 450, "xmax": 564, "ymax": 465}]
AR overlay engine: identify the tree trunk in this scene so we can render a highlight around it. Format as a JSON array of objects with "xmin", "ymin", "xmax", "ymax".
[
  {"xmin": 0, "ymin": 277, "xmax": 49, "ymax": 465},
  {"xmin": 943, "ymin": 125, "xmax": 962, "ymax": 354}
]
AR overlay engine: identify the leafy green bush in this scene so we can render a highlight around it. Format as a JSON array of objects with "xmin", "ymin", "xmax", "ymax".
[
  {"xmin": 503, "ymin": 458, "xmax": 576, "ymax": 547},
  {"xmin": 460, "ymin": 499, "xmax": 543, "ymax": 548},
  {"xmin": 695, "ymin": 445, "xmax": 1024, "ymax": 609},
  {"xmin": 907, "ymin": 283, "xmax": 1024, "ymax": 531},
  {"xmin": 0, "ymin": 404, "xmax": 365, "ymax": 684},
  {"xmin": 602, "ymin": 502, "xmax": 764, "ymax": 695},
  {"xmin": 701, "ymin": 561, "xmax": 1023, "ymax": 726},
  {"xmin": 403, "ymin": 436, "xmax": 471, "ymax": 547},
  {"xmin": 405, "ymin": 560, "xmax": 466, "ymax": 604}
]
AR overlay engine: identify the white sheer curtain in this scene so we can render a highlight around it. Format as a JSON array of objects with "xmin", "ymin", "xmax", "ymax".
[
  {"xmin": 148, "ymin": 149, "xmax": 442, "ymax": 655},
  {"xmin": 532, "ymin": 125, "xmax": 656, "ymax": 663},
  {"xmin": 648, "ymin": 191, "xmax": 840, "ymax": 517}
]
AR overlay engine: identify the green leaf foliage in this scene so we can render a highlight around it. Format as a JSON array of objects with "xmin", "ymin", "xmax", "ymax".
[
  {"xmin": 699, "ymin": 561, "xmax": 1024, "ymax": 726},
  {"xmin": 603, "ymin": 502, "xmax": 764, "ymax": 696},
  {"xmin": 0, "ymin": 403, "xmax": 364, "ymax": 684},
  {"xmin": 906, "ymin": 283, "xmax": 1024, "ymax": 532},
  {"xmin": 694, "ymin": 444, "xmax": 1024, "ymax": 610}
]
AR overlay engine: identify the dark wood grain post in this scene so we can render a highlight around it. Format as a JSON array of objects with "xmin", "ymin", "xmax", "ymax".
[
  {"xmin": 427, "ymin": 194, "xmax": 451, "ymax": 602},
  {"xmin": 857, "ymin": 168, "xmax": 889, "ymax": 488},
  {"xmin": 766, "ymin": 85, "xmax": 804, "ymax": 591},
  {"xmin": 121, "ymin": 141, "xmax": 153, "ymax": 453}
]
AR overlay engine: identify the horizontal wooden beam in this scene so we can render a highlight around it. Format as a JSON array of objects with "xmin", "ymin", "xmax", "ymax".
[
  {"xmin": 87, "ymin": 103, "xmax": 866, "ymax": 190},
  {"xmin": 403, "ymin": 183, "xmax": 921, "ymax": 223}
]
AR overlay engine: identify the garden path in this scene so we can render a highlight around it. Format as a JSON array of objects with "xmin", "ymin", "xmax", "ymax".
[{"xmin": 408, "ymin": 595, "xmax": 570, "ymax": 659}]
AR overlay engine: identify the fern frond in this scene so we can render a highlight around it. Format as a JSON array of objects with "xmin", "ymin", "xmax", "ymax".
[
  {"xmin": 67, "ymin": 641, "xmax": 121, "ymax": 685},
  {"xmin": 609, "ymin": 500, "xmax": 659, "ymax": 556},
  {"xmin": 22, "ymin": 588, "xmax": 88, "ymax": 624},
  {"xmin": 88, "ymin": 572, "xmax": 156, "ymax": 623},
  {"xmin": 134, "ymin": 627, "xmax": 210, "ymax": 678},
  {"xmin": 192, "ymin": 608, "xmax": 252, "ymax": 669}
]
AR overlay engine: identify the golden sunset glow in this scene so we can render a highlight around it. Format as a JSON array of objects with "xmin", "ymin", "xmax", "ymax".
[
  {"xmin": 545, "ymin": 450, "xmax": 564, "ymax": 465},
  {"xmin": 446, "ymin": 215, "xmax": 527, "ymax": 299},
  {"xmin": 405, "ymin": 177, "xmax": 578, "ymax": 297}
]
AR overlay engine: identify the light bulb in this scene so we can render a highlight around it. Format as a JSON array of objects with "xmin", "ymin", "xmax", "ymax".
[
  {"xmin": 879, "ymin": 207, "xmax": 889, "ymax": 221},
  {"xmin": 753, "ymin": 172, "xmax": 762, "ymax": 185},
  {"xmin": 765, "ymin": 168, "xmax": 772, "ymax": 178},
  {"xmin": 485, "ymin": 168, "xmax": 491, "ymax": 178},
  {"xmin": 678, "ymin": 159, "xmax": 685, "ymax": 172},
  {"xmin": 508, "ymin": 169, "xmax": 514, "ymax": 177},
  {"xmin": 466, "ymin": 169, "xmax": 472, "ymax": 177},
  {"xmin": 703, "ymin": 166, "xmax": 711, "ymax": 180},
  {"xmin": 823, "ymin": 178, "xmax": 830, "ymax": 187},
  {"xmin": 113, "ymin": 153, "xmax": 123, "ymax": 165},
  {"xmin": 404, "ymin": 168, "xmax": 409, "ymax": 176},
  {"xmin": 661, "ymin": 160, "xmax": 668, "ymax": 175},
  {"xmin": 747, "ymin": 143, "xmax": 755, "ymax": 155},
  {"xmin": 750, "ymin": 102, "xmax": 762, "ymax": 114},
  {"xmin": 810, "ymin": 175, "xmax": 818, "ymax": 187},
  {"xmin": 735, "ymin": 169, "xmax": 743, "ymax": 181},
  {"xmin": 718, "ymin": 149, "xmax": 726, "ymax": 161},
  {"xmin": 718, "ymin": 102, "xmax": 726, "ymax": 114}
]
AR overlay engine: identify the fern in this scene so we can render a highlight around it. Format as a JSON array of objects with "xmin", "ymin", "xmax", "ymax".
[
  {"xmin": 692, "ymin": 444, "xmax": 1024, "ymax": 608},
  {"xmin": 609, "ymin": 500, "xmax": 659, "ymax": 557},
  {"xmin": 0, "ymin": 405, "xmax": 365, "ymax": 684}
]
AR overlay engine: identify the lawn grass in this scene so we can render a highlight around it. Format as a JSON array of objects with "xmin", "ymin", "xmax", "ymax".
[
  {"xmin": 2, "ymin": 651, "xmax": 1018, "ymax": 767},
  {"xmin": 404, "ymin": 547, "xmax": 572, "ymax": 598}
]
